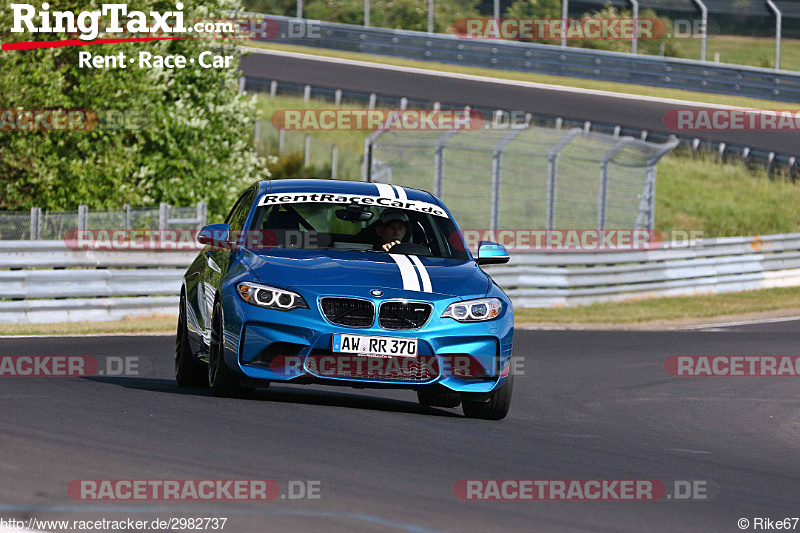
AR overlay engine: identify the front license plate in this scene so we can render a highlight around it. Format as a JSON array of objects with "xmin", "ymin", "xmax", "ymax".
[{"xmin": 332, "ymin": 333, "xmax": 418, "ymax": 357}]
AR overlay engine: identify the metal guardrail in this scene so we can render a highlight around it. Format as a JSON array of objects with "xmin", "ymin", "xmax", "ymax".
[
  {"xmin": 0, "ymin": 242, "xmax": 198, "ymax": 324},
  {"xmin": 4, "ymin": 235, "xmax": 800, "ymax": 322},
  {"xmin": 483, "ymin": 233, "xmax": 800, "ymax": 307},
  {"xmin": 251, "ymin": 15, "xmax": 800, "ymax": 102}
]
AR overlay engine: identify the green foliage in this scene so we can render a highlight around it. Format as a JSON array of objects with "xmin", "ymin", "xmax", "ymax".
[
  {"xmin": 505, "ymin": 0, "xmax": 561, "ymax": 20},
  {"xmin": 570, "ymin": 5, "xmax": 680, "ymax": 57},
  {"xmin": 267, "ymin": 152, "xmax": 332, "ymax": 179},
  {"xmin": 0, "ymin": 0, "xmax": 271, "ymax": 218}
]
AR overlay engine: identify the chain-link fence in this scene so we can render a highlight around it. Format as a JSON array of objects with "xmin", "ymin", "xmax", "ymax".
[
  {"xmin": 255, "ymin": 119, "xmax": 364, "ymax": 180},
  {"xmin": 0, "ymin": 203, "xmax": 207, "ymax": 240},
  {"xmin": 366, "ymin": 126, "xmax": 677, "ymax": 230}
]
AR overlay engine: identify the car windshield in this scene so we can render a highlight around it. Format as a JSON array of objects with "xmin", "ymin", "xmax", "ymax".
[{"xmin": 249, "ymin": 200, "xmax": 469, "ymax": 260}]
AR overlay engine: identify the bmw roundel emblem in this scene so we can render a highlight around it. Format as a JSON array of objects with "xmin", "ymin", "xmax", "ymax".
[{"xmin": 370, "ymin": 289, "xmax": 383, "ymax": 297}]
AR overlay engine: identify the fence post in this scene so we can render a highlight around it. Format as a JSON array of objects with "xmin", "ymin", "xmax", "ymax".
[
  {"xmin": 400, "ymin": 97, "xmax": 408, "ymax": 110},
  {"xmin": 78, "ymin": 205, "xmax": 88, "ymax": 232},
  {"xmin": 692, "ymin": 0, "xmax": 707, "ymax": 61},
  {"xmin": 331, "ymin": 145, "xmax": 339, "ymax": 180},
  {"xmin": 598, "ymin": 139, "xmax": 632, "ymax": 230},
  {"xmin": 303, "ymin": 84, "xmax": 311, "ymax": 102},
  {"xmin": 433, "ymin": 130, "xmax": 459, "ymax": 198},
  {"xmin": 304, "ymin": 134, "xmax": 311, "ymax": 167},
  {"xmin": 362, "ymin": 129, "xmax": 385, "ymax": 181},
  {"xmin": 765, "ymin": 0, "xmax": 782, "ymax": 69},
  {"xmin": 270, "ymin": 80, "xmax": 278, "ymax": 98},
  {"xmin": 546, "ymin": 129, "xmax": 581, "ymax": 229},
  {"xmin": 491, "ymin": 128, "xmax": 526, "ymax": 230},
  {"xmin": 239, "ymin": 76, "xmax": 246, "ymax": 93},
  {"xmin": 197, "ymin": 202, "xmax": 207, "ymax": 228},
  {"xmin": 369, "ymin": 93, "xmax": 377, "ymax": 110},
  {"xmin": 630, "ymin": 0, "xmax": 639, "ymax": 54},
  {"xmin": 123, "ymin": 204, "xmax": 131, "ymax": 231},
  {"xmin": 335, "ymin": 89, "xmax": 342, "ymax": 108},
  {"xmin": 561, "ymin": 0, "xmax": 568, "ymax": 48},
  {"xmin": 30, "ymin": 207, "xmax": 41, "ymax": 240},
  {"xmin": 427, "ymin": 0, "xmax": 434, "ymax": 33},
  {"xmin": 364, "ymin": 0, "xmax": 370, "ymax": 27},
  {"xmin": 159, "ymin": 203, "xmax": 169, "ymax": 232},
  {"xmin": 279, "ymin": 129, "xmax": 285, "ymax": 156}
]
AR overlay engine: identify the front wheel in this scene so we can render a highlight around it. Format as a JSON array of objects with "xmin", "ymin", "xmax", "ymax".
[
  {"xmin": 175, "ymin": 293, "xmax": 207, "ymax": 388},
  {"xmin": 208, "ymin": 301, "xmax": 249, "ymax": 398},
  {"xmin": 462, "ymin": 374, "xmax": 514, "ymax": 420}
]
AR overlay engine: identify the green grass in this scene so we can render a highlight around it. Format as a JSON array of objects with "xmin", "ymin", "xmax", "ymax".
[
  {"xmin": 0, "ymin": 315, "xmax": 176, "ymax": 336},
  {"xmin": 515, "ymin": 286, "xmax": 800, "ymax": 324},
  {"xmin": 656, "ymin": 154, "xmax": 800, "ymax": 237},
  {"xmin": 245, "ymin": 41, "xmax": 797, "ymax": 108},
  {"xmin": 677, "ymin": 35, "xmax": 800, "ymax": 71}
]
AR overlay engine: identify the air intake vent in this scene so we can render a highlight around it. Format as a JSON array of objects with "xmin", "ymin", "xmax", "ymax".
[
  {"xmin": 379, "ymin": 301, "xmax": 433, "ymax": 330},
  {"xmin": 320, "ymin": 297, "xmax": 375, "ymax": 327}
]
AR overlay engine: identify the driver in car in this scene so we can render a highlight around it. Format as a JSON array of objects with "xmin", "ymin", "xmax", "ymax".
[
  {"xmin": 375, "ymin": 209, "xmax": 409, "ymax": 252},
  {"xmin": 352, "ymin": 208, "xmax": 409, "ymax": 252}
]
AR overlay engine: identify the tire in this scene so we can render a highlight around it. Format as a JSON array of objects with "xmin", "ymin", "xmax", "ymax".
[
  {"xmin": 208, "ymin": 301, "xmax": 249, "ymax": 398},
  {"xmin": 462, "ymin": 374, "xmax": 514, "ymax": 420},
  {"xmin": 417, "ymin": 387, "xmax": 461, "ymax": 408},
  {"xmin": 175, "ymin": 293, "xmax": 207, "ymax": 388}
]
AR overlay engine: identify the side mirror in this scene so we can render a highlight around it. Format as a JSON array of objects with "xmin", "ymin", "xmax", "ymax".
[
  {"xmin": 197, "ymin": 223, "xmax": 232, "ymax": 248},
  {"xmin": 476, "ymin": 241, "xmax": 509, "ymax": 265}
]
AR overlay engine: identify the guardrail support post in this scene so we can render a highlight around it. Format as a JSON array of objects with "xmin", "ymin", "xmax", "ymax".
[
  {"xmin": 428, "ymin": 0, "xmax": 434, "ymax": 33},
  {"xmin": 270, "ymin": 81, "xmax": 278, "ymax": 98},
  {"xmin": 364, "ymin": 0, "xmax": 370, "ymax": 26},
  {"xmin": 296, "ymin": 0, "xmax": 303, "ymax": 19},
  {"xmin": 335, "ymin": 89, "xmax": 342, "ymax": 108},
  {"xmin": 369, "ymin": 93, "xmax": 377, "ymax": 110},
  {"xmin": 546, "ymin": 129, "xmax": 581, "ymax": 229},
  {"xmin": 303, "ymin": 84, "xmax": 311, "ymax": 102}
]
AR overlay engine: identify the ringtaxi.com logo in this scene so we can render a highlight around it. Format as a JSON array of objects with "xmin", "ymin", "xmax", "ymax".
[
  {"xmin": 0, "ymin": 356, "xmax": 138, "ymax": 377},
  {"xmin": 67, "ymin": 480, "xmax": 321, "ymax": 500},
  {"xmin": 453, "ymin": 479, "xmax": 709, "ymax": 500}
]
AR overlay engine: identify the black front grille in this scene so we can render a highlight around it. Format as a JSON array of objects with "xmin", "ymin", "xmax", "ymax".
[
  {"xmin": 320, "ymin": 297, "xmax": 374, "ymax": 327},
  {"xmin": 379, "ymin": 301, "xmax": 433, "ymax": 330}
]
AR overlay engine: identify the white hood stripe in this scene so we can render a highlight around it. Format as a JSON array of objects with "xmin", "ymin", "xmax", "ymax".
[
  {"xmin": 408, "ymin": 255, "xmax": 433, "ymax": 292},
  {"xmin": 392, "ymin": 185, "xmax": 408, "ymax": 201},
  {"xmin": 389, "ymin": 254, "xmax": 421, "ymax": 291},
  {"xmin": 374, "ymin": 183, "xmax": 395, "ymax": 198}
]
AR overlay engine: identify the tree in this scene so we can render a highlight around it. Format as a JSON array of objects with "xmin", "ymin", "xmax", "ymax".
[{"xmin": 0, "ymin": 0, "xmax": 271, "ymax": 218}]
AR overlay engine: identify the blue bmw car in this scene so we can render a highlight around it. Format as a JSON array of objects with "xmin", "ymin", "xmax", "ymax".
[{"xmin": 175, "ymin": 179, "xmax": 515, "ymax": 419}]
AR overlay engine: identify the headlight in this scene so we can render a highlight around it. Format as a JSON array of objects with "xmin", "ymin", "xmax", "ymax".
[
  {"xmin": 236, "ymin": 282, "xmax": 309, "ymax": 311},
  {"xmin": 441, "ymin": 298, "xmax": 502, "ymax": 322}
]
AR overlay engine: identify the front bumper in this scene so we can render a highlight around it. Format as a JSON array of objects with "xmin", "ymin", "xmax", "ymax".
[{"xmin": 222, "ymin": 290, "xmax": 514, "ymax": 394}]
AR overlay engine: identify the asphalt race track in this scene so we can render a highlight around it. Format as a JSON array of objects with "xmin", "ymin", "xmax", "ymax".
[
  {"xmin": 239, "ymin": 50, "xmax": 800, "ymax": 157},
  {"xmin": 2, "ymin": 324, "xmax": 799, "ymax": 532}
]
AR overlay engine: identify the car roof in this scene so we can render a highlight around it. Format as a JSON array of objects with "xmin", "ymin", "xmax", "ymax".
[{"xmin": 257, "ymin": 179, "xmax": 437, "ymax": 204}]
